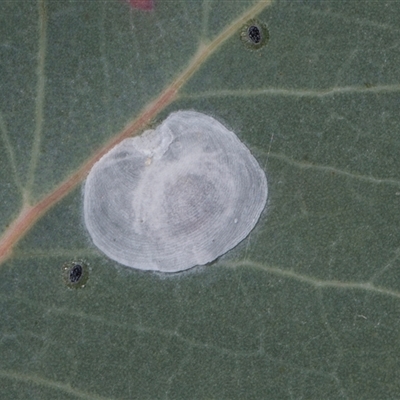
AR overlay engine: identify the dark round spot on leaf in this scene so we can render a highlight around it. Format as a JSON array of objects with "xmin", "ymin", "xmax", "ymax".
[
  {"xmin": 248, "ymin": 25, "xmax": 261, "ymax": 44},
  {"xmin": 240, "ymin": 19, "xmax": 269, "ymax": 50},
  {"xmin": 62, "ymin": 261, "xmax": 89, "ymax": 289},
  {"xmin": 69, "ymin": 264, "xmax": 83, "ymax": 283}
]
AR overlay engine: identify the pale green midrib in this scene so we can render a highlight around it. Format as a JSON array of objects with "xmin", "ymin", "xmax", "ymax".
[
  {"xmin": 25, "ymin": 0, "xmax": 47, "ymax": 202},
  {"xmin": 0, "ymin": 112, "xmax": 24, "ymax": 194},
  {"xmin": 228, "ymin": 260, "xmax": 400, "ymax": 299},
  {"xmin": 266, "ymin": 152, "xmax": 400, "ymax": 188},
  {"xmin": 181, "ymin": 84, "xmax": 400, "ymax": 99},
  {"xmin": 201, "ymin": 0, "xmax": 212, "ymax": 41},
  {"xmin": 98, "ymin": 3, "xmax": 112, "ymax": 137}
]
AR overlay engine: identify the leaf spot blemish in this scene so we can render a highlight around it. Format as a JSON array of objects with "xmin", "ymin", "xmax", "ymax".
[
  {"xmin": 240, "ymin": 19, "xmax": 269, "ymax": 50},
  {"xmin": 248, "ymin": 25, "xmax": 261, "ymax": 43},
  {"xmin": 125, "ymin": 0, "xmax": 154, "ymax": 11},
  {"xmin": 62, "ymin": 261, "xmax": 89, "ymax": 289},
  {"xmin": 69, "ymin": 264, "xmax": 83, "ymax": 283}
]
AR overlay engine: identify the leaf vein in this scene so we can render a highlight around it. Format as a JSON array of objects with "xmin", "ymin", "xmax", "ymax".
[
  {"xmin": 267, "ymin": 152, "xmax": 400, "ymax": 187},
  {"xmin": 0, "ymin": 112, "xmax": 25, "ymax": 196},
  {"xmin": 25, "ymin": 0, "xmax": 48, "ymax": 201},
  {"xmin": 0, "ymin": 369, "xmax": 114, "ymax": 400},
  {"xmin": 181, "ymin": 84, "xmax": 400, "ymax": 100},
  {"xmin": 229, "ymin": 260, "xmax": 400, "ymax": 299}
]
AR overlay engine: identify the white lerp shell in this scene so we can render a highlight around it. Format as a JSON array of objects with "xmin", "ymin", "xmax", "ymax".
[{"xmin": 83, "ymin": 111, "xmax": 267, "ymax": 272}]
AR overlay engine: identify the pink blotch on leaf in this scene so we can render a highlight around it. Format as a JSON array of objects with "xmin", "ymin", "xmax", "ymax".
[{"xmin": 126, "ymin": 0, "xmax": 154, "ymax": 11}]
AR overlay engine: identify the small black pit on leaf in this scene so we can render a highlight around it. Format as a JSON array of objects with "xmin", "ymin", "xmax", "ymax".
[
  {"xmin": 240, "ymin": 19, "xmax": 269, "ymax": 50},
  {"xmin": 62, "ymin": 261, "xmax": 89, "ymax": 289},
  {"xmin": 69, "ymin": 264, "xmax": 83, "ymax": 283},
  {"xmin": 248, "ymin": 25, "xmax": 261, "ymax": 44}
]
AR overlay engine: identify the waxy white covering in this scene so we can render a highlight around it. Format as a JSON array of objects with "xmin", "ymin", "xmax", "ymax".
[{"xmin": 84, "ymin": 111, "xmax": 267, "ymax": 272}]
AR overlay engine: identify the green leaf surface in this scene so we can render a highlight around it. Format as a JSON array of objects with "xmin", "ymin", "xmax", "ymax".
[{"xmin": 1, "ymin": 1, "xmax": 400, "ymax": 398}]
